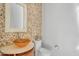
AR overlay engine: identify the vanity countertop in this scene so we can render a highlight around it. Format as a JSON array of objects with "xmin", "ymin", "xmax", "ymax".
[{"xmin": 0, "ymin": 42, "xmax": 34, "ymax": 54}]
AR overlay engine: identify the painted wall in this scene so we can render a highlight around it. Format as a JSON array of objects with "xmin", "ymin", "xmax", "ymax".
[
  {"xmin": 0, "ymin": 3, "xmax": 42, "ymax": 47},
  {"xmin": 42, "ymin": 3, "xmax": 79, "ymax": 56}
]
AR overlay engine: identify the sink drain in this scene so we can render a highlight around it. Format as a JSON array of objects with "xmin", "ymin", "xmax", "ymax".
[{"xmin": 54, "ymin": 44, "xmax": 60, "ymax": 49}]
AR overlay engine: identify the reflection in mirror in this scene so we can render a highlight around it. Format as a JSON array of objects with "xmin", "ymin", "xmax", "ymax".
[
  {"xmin": 5, "ymin": 3, "xmax": 27, "ymax": 32},
  {"xmin": 10, "ymin": 4, "xmax": 23, "ymax": 28}
]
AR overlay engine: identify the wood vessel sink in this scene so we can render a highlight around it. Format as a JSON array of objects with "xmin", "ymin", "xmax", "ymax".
[{"xmin": 13, "ymin": 39, "xmax": 31, "ymax": 48}]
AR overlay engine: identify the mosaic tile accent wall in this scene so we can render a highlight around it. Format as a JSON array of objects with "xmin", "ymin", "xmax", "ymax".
[{"xmin": 0, "ymin": 3, "xmax": 42, "ymax": 46}]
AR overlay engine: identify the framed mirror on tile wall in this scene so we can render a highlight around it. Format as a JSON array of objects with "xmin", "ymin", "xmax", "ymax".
[{"xmin": 5, "ymin": 3, "xmax": 27, "ymax": 32}]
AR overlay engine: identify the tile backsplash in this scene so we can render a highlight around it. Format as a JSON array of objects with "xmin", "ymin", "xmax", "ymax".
[{"xmin": 0, "ymin": 3, "xmax": 42, "ymax": 46}]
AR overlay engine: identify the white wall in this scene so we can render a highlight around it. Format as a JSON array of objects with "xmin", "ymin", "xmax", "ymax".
[{"xmin": 42, "ymin": 3, "xmax": 79, "ymax": 56}]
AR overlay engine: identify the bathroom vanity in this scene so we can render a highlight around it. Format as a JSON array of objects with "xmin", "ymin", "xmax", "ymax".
[{"xmin": 0, "ymin": 42, "xmax": 34, "ymax": 56}]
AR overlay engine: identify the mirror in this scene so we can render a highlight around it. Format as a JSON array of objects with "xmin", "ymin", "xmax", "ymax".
[{"xmin": 5, "ymin": 3, "xmax": 27, "ymax": 32}]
